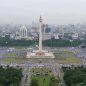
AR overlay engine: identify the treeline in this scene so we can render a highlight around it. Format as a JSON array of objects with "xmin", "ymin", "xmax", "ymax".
[
  {"xmin": 43, "ymin": 39, "xmax": 82, "ymax": 47},
  {"xmin": 63, "ymin": 66, "xmax": 86, "ymax": 86},
  {"xmin": 0, "ymin": 37, "xmax": 82, "ymax": 47},
  {"xmin": 0, "ymin": 66, "xmax": 22, "ymax": 86},
  {"xmin": 0, "ymin": 37, "xmax": 35, "ymax": 46}
]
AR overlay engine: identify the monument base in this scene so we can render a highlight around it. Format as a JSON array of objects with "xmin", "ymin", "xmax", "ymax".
[{"xmin": 26, "ymin": 50, "xmax": 55, "ymax": 58}]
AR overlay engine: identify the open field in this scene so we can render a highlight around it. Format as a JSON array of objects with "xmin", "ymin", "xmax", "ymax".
[
  {"xmin": 0, "ymin": 49, "xmax": 27, "ymax": 63},
  {"xmin": 0, "ymin": 47, "xmax": 81, "ymax": 64},
  {"xmin": 54, "ymin": 51, "xmax": 81, "ymax": 64},
  {"xmin": 31, "ymin": 68, "xmax": 52, "ymax": 86},
  {"xmin": 0, "ymin": 58, "xmax": 16, "ymax": 62},
  {"xmin": 31, "ymin": 75, "xmax": 51, "ymax": 86},
  {"xmin": 31, "ymin": 67, "xmax": 60, "ymax": 86},
  {"xmin": 0, "ymin": 57, "xmax": 27, "ymax": 63}
]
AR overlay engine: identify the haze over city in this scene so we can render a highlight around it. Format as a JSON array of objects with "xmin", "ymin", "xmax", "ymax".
[{"xmin": 0, "ymin": 0, "xmax": 86, "ymax": 25}]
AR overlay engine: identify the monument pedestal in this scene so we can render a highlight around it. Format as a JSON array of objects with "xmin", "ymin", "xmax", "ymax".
[{"xmin": 26, "ymin": 50, "xmax": 55, "ymax": 58}]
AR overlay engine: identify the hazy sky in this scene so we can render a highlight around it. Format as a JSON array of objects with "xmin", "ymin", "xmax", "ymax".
[{"xmin": 0, "ymin": 0, "xmax": 86, "ymax": 25}]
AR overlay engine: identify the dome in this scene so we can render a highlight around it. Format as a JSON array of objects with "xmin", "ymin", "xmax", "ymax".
[
  {"xmin": 20, "ymin": 26, "xmax": 27, "ymax": 31},
  {"xmin": 19, "ymin": 26, "xmax": 27, "ymax": 38}
]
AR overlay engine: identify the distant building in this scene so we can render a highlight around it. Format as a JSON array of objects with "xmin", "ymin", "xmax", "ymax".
[
  {"xmin": 53, "ymin": 33, "xmax": 59, "ymax": 39},
  {"xmin": 19, "ymin": 26, "xmax": 27, "ymax": 39},
  {"xmin": 42, "ymin": 33, "xmax": 52, "ymax": 40},
  {"xmin": 10, "ymin": 33, "xmax": 15, "ymax": 39},
  {"xmin": 42, "ymin": 24, "xmax": 51, "ymax": 33},
  {"xmin": 72, "ymin": 33, "xmax": 79, "ymax": 39}
]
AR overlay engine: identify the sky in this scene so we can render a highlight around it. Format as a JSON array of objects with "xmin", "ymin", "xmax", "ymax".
[{"xmin": 0, "ymin": 0, "xmax": 86, "ymax": 25}]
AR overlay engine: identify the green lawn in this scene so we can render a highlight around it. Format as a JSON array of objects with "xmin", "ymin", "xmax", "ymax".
[
  {"xmin": 31, "ymin": 68, "xmax": 52, "ymax": 86},
  {"xmin": 0, "ymin": 57, "xmax": 27, "ymax": 63},
  {"xmin": 30, "ymin": 68, "xmax": 60, "ymax": 86},
  {"xmin": 0, "ymin": 51, "xmax": 26, "ymax": 63},
  {"xmin": 31, "ymin": 75, "xmax": 51, "ymax": 86},
  {"xmin": 54, "ymin": 51, "xmax": 81, "ymax": 64},
  {"xmin": 0, "ymin": 58, "xmax": 16, "ymax": 62}
]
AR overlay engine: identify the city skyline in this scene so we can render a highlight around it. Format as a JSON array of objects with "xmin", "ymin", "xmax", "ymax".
[{"xmin": 0, "ymin": 0, "xmax": 86, "ymax": 25}]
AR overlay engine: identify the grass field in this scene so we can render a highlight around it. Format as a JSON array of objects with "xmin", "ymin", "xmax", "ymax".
[
  {"xmin": 54, "ymin": 51, "xmax": 81, "ymax": 64},
  {"xmin": 0, "ymin": 58, "xmax": 16, "ymax": 62},
  {"xmin": 31, "ymin": 75, "xmax": 51, "ymax": 86},
  {"xmin": 31, "ymin": 67, "xmax": 60, "ymax": 86},
  {"xmin": 0, "ymin": 50, "xmax": 26, "ymax": 63},
  {"xmin": 31, "ymin": 68, "xmax": 52, "ymax": 86},
  {"xmin": 0, "ymin": 57, "xmax": 27, "ymax": 63}
]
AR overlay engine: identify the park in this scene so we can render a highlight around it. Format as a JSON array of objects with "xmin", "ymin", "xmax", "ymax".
[{"xmin": 30, "ymin": 68, "xmax": 60, "ymax": 86}]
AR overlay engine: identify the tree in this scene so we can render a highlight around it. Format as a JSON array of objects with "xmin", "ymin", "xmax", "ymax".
[
  {"xmin": 0, "ymin": 67, "xmax": 22, "ymax": 86},
  {"xmin": 30, "ymin": 79, "xmax": 38, "ymax": 86}
]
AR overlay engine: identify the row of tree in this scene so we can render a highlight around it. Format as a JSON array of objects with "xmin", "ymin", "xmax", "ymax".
[
  {"xmin": 0, "ymin": 66, "xmax": 22, "ymax": 86},
  {"xmin": 0, "ymin": 37, "xmax": 35, "ymax": 46},
  {"xmin": 0, "ymin": 36, "xmax": 82, "ymax": 47},
  {"xmin": 63, "ymin": 66, "xmax": 86, "ymax": 86},
  {"xmin": 43, "ymin": 39, "xmax": 82, "ymax": 47}
]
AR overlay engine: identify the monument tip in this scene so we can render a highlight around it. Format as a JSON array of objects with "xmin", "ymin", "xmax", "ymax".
[{"xmin": 39, "ymin": 15, "xmax": 42, "ymax": 22}]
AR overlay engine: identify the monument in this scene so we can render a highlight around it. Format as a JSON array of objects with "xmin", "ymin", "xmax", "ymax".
[{"xmin": 26, "ymin": 16, "xmax": 54, "ymax": 58}]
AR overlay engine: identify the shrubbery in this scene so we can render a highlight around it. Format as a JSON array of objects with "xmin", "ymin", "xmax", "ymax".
[
  {"xmin": 0, "ymin": 37, "xmax": 35, "ymax": 46},
  {"xmin": 63, "ymin": 66, "xmax": 86, "ymax": 86},
  {"xmin": 43, "ymin": 39, "xmax": 82, "ymax": 47},
  {"xmin": 0, "ymin": 36, "xmax": 82, "ymax": 47},
  {"xmin": 0, "ymin": 66, "xmax": 22, "ymax": 86}
]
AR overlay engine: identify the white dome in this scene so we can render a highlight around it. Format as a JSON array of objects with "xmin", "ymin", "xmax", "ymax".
[
  {"xmin": 20, "ymin": 26, "xmax": 27, "ymax": 31},
  {"xmin": 19, "ymin": 26, "xmax": 27, "ymax": 38}
]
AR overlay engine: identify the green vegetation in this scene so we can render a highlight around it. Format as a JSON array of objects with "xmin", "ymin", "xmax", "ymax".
[
  {"xmin": 30, "ymin": 79, "xmax": 38, "ymax": 86},
  {"xmin": 0, "ymin": 36, "xmax": 35, "ymax": 46},
  {"xmin": 54, "ymin": 51, "xmax": 81, "ymax": 64},
  {"xmin": 43, "ymin": 39, "xmax": 82, "ymax": 47},
  {"xmin": 0, "ymin": 37, "xmax": 82, "ymax": 47},
  {"xmin": 0, "ymin": 57, "xmax": 27, "ymax": 63},
  {"xmin": 0, "ymin": 58, "xmax": 16, "ymax": 62},
  {"xmin": 0, "ymin": 49, "xmax": 26, "ymax": 63},
  {"xmin": 31, "ymin": 75, "xmax": 51, "ymax": 86},
  {"xmin": 0, "ymin": 66, "xmax": 22, "ymax": 86},
  {"xmin": 49, "ymin": 76, "xmax": 60, "ymax": 86},
  {"xmin": 31, "ymin": 75, "xmax": 59, "ymax": 86},
  {"xmin": 63, "ymin": 66, "xmax": 86, "ymax": 86},
  {"xmin": 30, "ymin": 68, "xmax": 60, "ymax": 86},
  {"xmin": 32, "ymin": 68, "xmax": 52, "ymax": 74}
]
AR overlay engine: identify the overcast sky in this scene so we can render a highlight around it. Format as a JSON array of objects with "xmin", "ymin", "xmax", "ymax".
[{"xmin": 0, "ymin": 0, "xmax": 86, "ymax": 25}]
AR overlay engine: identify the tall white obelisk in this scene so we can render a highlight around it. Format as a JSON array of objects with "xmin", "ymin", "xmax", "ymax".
[
  {"xmin": 26, "ymin": 16, "xmax": 55, "ymax": 58},
  {"xmin": 39, "ymin": 16, "xmax": 42, "ymax": 53}
]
